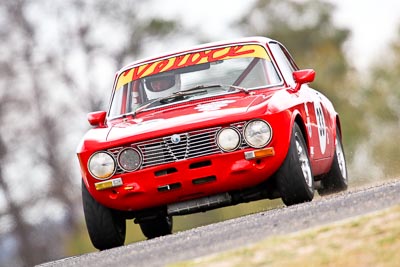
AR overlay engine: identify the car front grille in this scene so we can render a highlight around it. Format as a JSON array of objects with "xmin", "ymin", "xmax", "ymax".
[
  {"xmin": 138, "ymin": 127, "xmax": 222, "ymax": 167},
  {"xmin": 109, "ymin": 122, "xmax": 249, "ymax": 174}
]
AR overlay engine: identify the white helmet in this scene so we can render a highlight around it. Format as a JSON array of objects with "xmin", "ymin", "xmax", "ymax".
[{"xmin": 144, "ymin": 73, "xmax": 181, "ymax": 100}]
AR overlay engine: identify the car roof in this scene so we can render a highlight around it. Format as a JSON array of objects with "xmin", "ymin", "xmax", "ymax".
[{"xmin": 116, "ymin": 36, "xmax": 276, "ymax": 75}]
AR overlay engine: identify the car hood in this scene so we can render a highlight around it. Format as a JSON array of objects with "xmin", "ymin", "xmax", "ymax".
[{"xmin": 106, "ymin": 94, "xmax": 273, "ymax": 142}]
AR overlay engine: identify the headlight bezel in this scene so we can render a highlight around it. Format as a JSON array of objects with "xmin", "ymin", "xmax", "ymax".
[
  {"xmin": 243, "ymin": 119, "xmax": 273, "ymax": 148},
  {"xmin": 117, "ymin": 147, "xmax": 142, "ymax": 172},
  {"xmin": 216, "ymin": 127, "xmax": 242, "ymax": 152},
  {"xmin": 88, "ymin": 151, "xmax": 117, "ymax": 180}
]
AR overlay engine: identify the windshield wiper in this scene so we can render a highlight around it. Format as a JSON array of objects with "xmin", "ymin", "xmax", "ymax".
[
  {"xmin": 179, "ymin": 84, "xmax": 249, "ymax": 94},
  {"xmin": 226, "ymin": 84, "xmax": 249, "ymax": 94},
  {"xmin": 129, "ymin": 90, "xmax": 205, "ymax": 115},
  {"xmin": 176, "ymin": 84, "xmax": 219, "ymax": 94},
  {"xmin": 159, "ymin": 94, "xmax": 186, "ymax": 104},
  {"xmin": 158, "ymin": 87, "xmax": 215, "ymax": 103}
]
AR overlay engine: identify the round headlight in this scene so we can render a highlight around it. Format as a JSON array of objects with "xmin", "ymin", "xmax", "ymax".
[
  {"xmin": 244, "ymin": 120, "xmax": 272, "ymax": 148},
  {"xmin": 217, "ymin": 127, "xmax": 241, "ymax": 152},
  {"xmin": 118, "ymin": 148, "xmax": 142, "ymax": 172},
  {"xmin": 88, "ymin": 152, "xmax": 116, "ymax": 179}
]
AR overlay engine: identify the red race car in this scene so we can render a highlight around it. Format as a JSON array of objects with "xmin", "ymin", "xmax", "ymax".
[{"xmin": 77, "ymin": 36, "xmax": 348, "ymax": 250}]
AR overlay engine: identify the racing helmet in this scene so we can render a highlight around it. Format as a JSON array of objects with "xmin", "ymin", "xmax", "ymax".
[{"xmin": 144, "ymin": 73, "xmax": 181, "ymax": 100}]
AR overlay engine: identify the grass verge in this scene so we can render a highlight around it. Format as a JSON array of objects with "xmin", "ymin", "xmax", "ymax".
[{"xmin": 170, "ymin": 205, "xmax": 400, "ymax": 267}]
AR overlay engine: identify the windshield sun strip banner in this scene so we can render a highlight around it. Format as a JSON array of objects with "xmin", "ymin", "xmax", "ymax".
[{"xmin": 115, "ymin": 44, "xmax": 269, "ymax": 90}]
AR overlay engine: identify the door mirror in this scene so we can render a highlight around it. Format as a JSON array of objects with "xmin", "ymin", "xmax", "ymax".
[
  {"xmin": 88, "ymin": 111, "xmax": 107, "ymax": 127},
  {"xmin": 292, "ymin": 69, "xmax": 315, "ymax": 92}
]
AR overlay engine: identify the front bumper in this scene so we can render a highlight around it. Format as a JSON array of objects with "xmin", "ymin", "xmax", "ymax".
[{"xmin": 85, "ymin": 146, "xmax": 284, "ymax": 211}]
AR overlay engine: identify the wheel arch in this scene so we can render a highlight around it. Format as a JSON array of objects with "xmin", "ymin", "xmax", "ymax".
[
  {"xmin": 293, "ymin": 114, "xmax": 309, "ymax": 148},
  {"xmin": 335, "ymin": 115, "xmax": 343, "ymax": 141}
]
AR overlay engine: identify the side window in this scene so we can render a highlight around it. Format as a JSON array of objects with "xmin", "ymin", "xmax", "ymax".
[{"xmin": 269, "ymin": 42, "xmax": 298, "ymax": 88}]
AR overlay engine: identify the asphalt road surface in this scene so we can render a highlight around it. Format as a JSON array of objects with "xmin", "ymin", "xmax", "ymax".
[{"xmin": 39, "ymin": 180, "xmax": 400, "ymax": 267}]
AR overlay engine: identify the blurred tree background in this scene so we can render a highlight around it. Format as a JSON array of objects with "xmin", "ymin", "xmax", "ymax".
[
  {"xmin": 238, "ymin": 0, "xmax": 366, "ymax": 156},
  {"xmin": 356, "ymin": 27, "xmax": 400, "ymax": 179},
  {"xmin": 0, "ymin": 0, "xmax": 399, "ymax": 266}
]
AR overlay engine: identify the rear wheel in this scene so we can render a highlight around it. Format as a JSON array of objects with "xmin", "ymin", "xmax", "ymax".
[
  {"xmin": 318, "ymin": 128, "xmax": 348, "ymax": 195},
  {"xmin": 276, "ymin": 123, "xmax": 314, "ymax": 206},
  {"xmin": 139, "ymin": 216, "xmax": 173, "ymax": 239},
  {"xmin": 82, "ymin": 181, "xmax": 126, "ymax": 250}
]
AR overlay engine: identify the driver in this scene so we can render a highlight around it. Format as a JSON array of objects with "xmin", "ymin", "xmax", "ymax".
[{"xmin": 144, "ymin": 73, "xmax": 181, "ymax": 100}]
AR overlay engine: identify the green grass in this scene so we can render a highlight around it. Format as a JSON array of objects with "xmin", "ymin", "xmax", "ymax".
[{"xmin": 170, "ymin": 205, "xmax": 400, "ymax": 267}]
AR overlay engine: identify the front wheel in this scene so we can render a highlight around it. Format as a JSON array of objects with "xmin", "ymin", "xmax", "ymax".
[
  {"xmin": 276, "ymin": 123, "xmax": 314, "ymax": 206},
  {"xmin": 139, "ymin": 216, "xmax": 173, "ymax": 239},
  {"xmin": 318, "ymin": 128, "xmax": 348, "ymax": 195},
  {"xmin": 82, "ymin": 181, "xmax": 126, "ymax": 250}
]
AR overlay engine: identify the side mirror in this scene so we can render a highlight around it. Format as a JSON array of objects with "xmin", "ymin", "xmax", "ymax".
[
  {"xmin": 87, "ymin": 111, "xmax": 107, "ymax": 127},
  {"xmin": 292, "ymin": 69, "xmax": 315, "ymax": 92}
]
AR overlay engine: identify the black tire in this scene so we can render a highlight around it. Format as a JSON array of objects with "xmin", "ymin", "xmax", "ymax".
[
  {"xmin": 318, "ymin": 128, "xmax": 348, "ymax": 195},
  {"xmin": 82, "ymin": 181, "xmax": 126, "ymax": 250},
  {"xmin": 139, "ymin": 216, "xmax": 173, "ymax": 239},
  {"xmin": 276, "ymin": 123, "xmax": 314, "ymax": 206}
]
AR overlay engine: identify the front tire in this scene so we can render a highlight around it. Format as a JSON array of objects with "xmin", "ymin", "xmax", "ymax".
[
  {"xmin": 276, "ymin": 123, "xmax": 314, "ymax": 206},
  {"xmin": 318, "ymin": 128, "xmax": 348, "ymax": 195},
  {"xmin": 139, "ymin": 216, "xmax": 173, "ymax": 239},
  {"xmin": 82, "ymin": 181, "xmax": 126, "ymax": 250}
]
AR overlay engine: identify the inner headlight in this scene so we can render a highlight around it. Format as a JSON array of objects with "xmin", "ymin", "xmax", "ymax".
[
  {"xmin": 244, "ymin": 119, "xmax": 272, "ymax": 148},
  {"xmin": 217, "ymin": 127, "xmax": 241, "ymax": 151},
  {"xmin": 118, "ymin": 148, "xmax": 142, "ymax": 172},
  {"xmin": 88, "ymin": 152, "xmax": 116, "ymax": 180}
]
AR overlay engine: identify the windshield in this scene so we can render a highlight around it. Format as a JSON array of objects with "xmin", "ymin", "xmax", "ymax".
[{"xmin": 109, "ymin": 44, "xmax": 281, "ymax": 118}]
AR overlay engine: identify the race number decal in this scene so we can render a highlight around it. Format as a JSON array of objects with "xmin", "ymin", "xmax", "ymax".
[{"xmin": 314, "ymin": 101, "xmax": 327, "ymax": 154}]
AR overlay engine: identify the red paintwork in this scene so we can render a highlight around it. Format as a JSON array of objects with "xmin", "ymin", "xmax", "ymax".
[
  {"xmin": 292, "ymin": 69, "xmax": 315, "ymax": 92},
  {"xmin": 77, "ymin": 37, "xmax": 340, "ymax": 212},
  {"xmin": 87, "ymin": 111, "xmax": 107, "ymax": 127}
]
